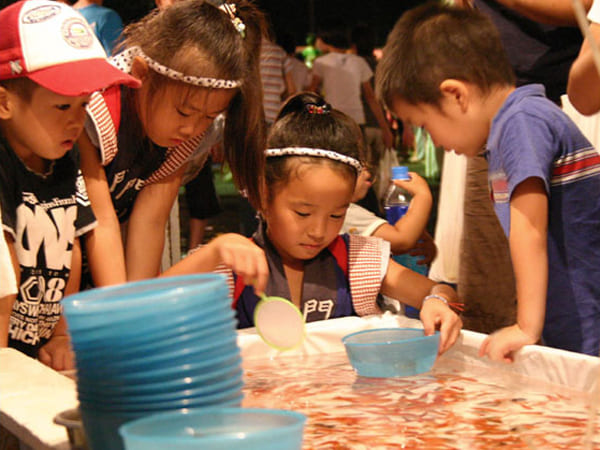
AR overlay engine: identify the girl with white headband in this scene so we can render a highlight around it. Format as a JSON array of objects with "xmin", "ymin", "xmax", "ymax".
[
  {"xmin": 165, "ymin": 92, "xmax": 462, "ymax": 354},
  {"xmin": 78, "ymin": 0, "xmax": 266, "ymax": 285}
]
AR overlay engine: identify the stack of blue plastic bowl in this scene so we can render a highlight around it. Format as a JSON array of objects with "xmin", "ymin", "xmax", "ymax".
[{"xmin": 62, "ymin": 274, "xmax": 243, "ymax": 450}]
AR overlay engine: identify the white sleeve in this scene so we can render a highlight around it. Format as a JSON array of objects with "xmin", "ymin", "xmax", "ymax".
[
  {"xmin": 589, "ymin": 0, "xmax": 600, "ymax": 23},
  {"xmin": 358, "ymin": 56, "xmax": 373, "ymax": 83},
  {"xmin": 340, "ymin": 204, "xmax": 387, "ymax": 237}
]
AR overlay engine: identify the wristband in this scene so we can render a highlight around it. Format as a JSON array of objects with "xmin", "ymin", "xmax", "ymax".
[{"xmin": 423, "ymin": 294, "xmax": 449, "ymax": 306}]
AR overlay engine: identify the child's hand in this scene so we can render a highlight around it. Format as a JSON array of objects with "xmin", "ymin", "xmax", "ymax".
[
  {"xmin": 38, "ymin": 335, "xmax": 74, "ymax": 371},
  {"xmin": 408, "ymin": 231, "xmax": 437, "ymax": 265},
  {"xmin": 210, "ymin": 233, "xmax": 269, "ymax": 295},
  {"xmin": 478, "ymin": 324, "xmax": 537, "ymax": 363},
  {"xmin": 392, "ymin": 172, "xmax": 431, "ymax": 197},
  {"xmin": 419, "ymin": 298, "xmax": 462, "ymax": 355}
]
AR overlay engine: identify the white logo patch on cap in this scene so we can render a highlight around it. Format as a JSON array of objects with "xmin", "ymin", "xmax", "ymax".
[
  {"xmin": 61, "ymin": 18, "xmax": 93, "ymax": 49},
  {"xmin": 22, "ymin": 5, "xmax": 60, "ymax": 24}
]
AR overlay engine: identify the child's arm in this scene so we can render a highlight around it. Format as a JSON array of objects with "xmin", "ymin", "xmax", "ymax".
[
  {"xmin": 490, "ymin": 0, "xmax": 592, "ymax": 26},
  {"xmin": 409, "ymin": 230, "xmax": 437, "ymax": 266},
  {"xmin": 0, "ymin": 233, "xmax": 19, "ymax": 347},
  {"xmin": 372, "ymin": 172, "xmax": 433, "ymax": 254},
  {"xmin": 38, "ymin": 237, "xmax": 81, "ymax": 371},
  {"xmin": 78, "ymin": 133, "xmax": 127, "ymax": 286},
  {"xmin": 125, "ymin": 166, "xmax": 184, "ymax": 281},
  {"xmin": 479, "ymin": 177, "xmax": 548, "ymax": 362},
  {"xmin": 361, "ymin": 80, "xmax": 394, "ymax": 148},
  {"xmin": 161, "ymin": 233, "xmax": 269, "ymax": 295},
  {"xmin": 568, "ymin": 21, "xmax": 600, "ymax": 115},
  {"xmin": 381, "ymin": 261, "xmax": 462, "ymax": 354}
]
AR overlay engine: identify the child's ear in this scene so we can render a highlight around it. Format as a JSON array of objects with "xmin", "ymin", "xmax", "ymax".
[
  {"xmin": 439, "ymin": 79, "xmax": 469, "ymax": 112},
  {"xmin": 0, "ymin": 87, "xmax": 13, "ymax": 120},
  {"xmin": 130, "ymin": 56, "xmax": 149, "ymax": 82}
]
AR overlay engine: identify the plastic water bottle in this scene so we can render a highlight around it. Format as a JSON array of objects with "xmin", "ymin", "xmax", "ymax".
[{"xmin": 384, "ymin": 166, "xmax": 428, "ymax": 318}]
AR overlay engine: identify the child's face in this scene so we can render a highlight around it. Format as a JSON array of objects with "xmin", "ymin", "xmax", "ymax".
[
  {"xmin": 0, "ymin": 85, "xmax": 89, "ymax": 173},
  {"xmin": 138, "ymin": 84, "xmax": 235, "ymax": 149},
  {"xmin": 391, "ymin": 96, "xmax": 488, "ymax": 158},
  {"xmin": 263, "ymin": 164, "xmax": 354, "ymax": 266}
]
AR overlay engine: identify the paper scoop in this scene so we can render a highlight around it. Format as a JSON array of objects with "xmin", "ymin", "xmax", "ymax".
[{"xmin": 254, "ymin": 294, "xmax": 305, "ymax": 351}]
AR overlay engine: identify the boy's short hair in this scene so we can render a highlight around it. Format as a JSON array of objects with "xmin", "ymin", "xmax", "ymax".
[
  {"xmin": 0, "ymin": 77, "xmax": 37, "ymax": 102},
  {"xmin": 376, "ymin": 2, "xmax": 515, "ymax": 108},
  {"xmin": 0, "ymin": 0, "xmax": 139, "ymax": 96},
  {"xmin": 317, "ymin": 19, "xmax": 350, "ymax": 50}
]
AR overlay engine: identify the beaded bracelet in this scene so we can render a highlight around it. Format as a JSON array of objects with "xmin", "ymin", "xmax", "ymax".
[{"xmin": 423, "ymin": 294, "xmax": 449, "ymax": 306}]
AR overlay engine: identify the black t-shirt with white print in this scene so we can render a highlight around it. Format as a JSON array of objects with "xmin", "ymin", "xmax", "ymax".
[{"xmin": 0, "ymin": 138, "xmax": 96, "ymax": 357}]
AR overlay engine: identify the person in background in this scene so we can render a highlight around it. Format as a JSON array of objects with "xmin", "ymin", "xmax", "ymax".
[
  {"xmin": 279, "ymin": 31, "xmax": 311, "ymax": 92},
  {"xmin": 260, "ymin": 26, "xmax": 296, "ymax": 127},
  {"xmin": 164, "ymin": 92, "xmax": 462, "ymax": 354},
  {"xmin": 377, "ymin": 2, "xmax": 600, "ymax": 360},
  {"xmin": 239, "ymin": 23, "xmax": 296, "ymax": 237},
  {"xmin": 0, "ymin": 0, "xmax": 139, "ymax": 368},
  {"xmin": 568, "ymin": 0, "xmax": 600, "ymax": 115},
  {"xmin": 79, "ymin": 0, "xmax": 266, "ymax": 285},
  {"xmin": 309, "ymin": 20, "xmax": 394, "ymax": 152},
  {"xmin": 73, "ymin": 0, "xmax": 123, "ymax": 55}
]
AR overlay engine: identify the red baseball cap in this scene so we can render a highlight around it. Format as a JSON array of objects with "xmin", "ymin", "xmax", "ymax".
[{"xmin": 0, "ymin": 0, "xmax": 141, "ymax": 96}]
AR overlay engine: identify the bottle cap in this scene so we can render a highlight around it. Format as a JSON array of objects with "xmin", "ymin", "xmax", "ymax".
[{"xmin": 391, "ymin": 166, "xmax": 410, "ymax": 180}]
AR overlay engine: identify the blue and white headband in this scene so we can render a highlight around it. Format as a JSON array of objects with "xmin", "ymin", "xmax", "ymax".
[
  {"xmin": 265, "ymin": 147, "xmax": 362, "ymax": 173},
  {"xmin": 114, "ymin": 46, "xmax": 242, "ymax": 89}
]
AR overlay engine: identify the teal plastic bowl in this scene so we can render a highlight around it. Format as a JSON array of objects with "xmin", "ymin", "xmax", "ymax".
[
  {"xmin": 342, "ymin": 328, "xmax": 440, "ymax": 378},
  {"xmin": 119, "ymin": 408, "xmax": 306, "ymax": 450}
]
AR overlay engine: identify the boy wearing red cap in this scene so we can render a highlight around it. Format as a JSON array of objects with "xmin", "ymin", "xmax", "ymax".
[{"xmin": 0, "ymin": 0, "xmax": 139, "ymax": 369}]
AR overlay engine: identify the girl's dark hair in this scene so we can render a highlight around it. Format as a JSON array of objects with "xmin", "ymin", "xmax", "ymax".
[
  {"xmin": 376, "ymin": 2, "xmax": 515, "ymax": 108},
  {"xmin": 119, "ymin": 0, "xmax": 266, "ymax": 208},
  {"xmin": 265, "ymin": 92, "xmax": 364, "ymax": 203}
]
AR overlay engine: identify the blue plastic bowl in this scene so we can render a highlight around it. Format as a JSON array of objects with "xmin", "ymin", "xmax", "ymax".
[
  {"xmin": 69, "ymin": 307, "xmax": 235, "ymax": 351},
  {"xmin": 78, "ymin": 377, "xmax": 244, "ymax": 409},
  {"xmin": 76, "ymin": 352, "xmax": 242, "ymax": 385},
  {"xmin": 81, "ymin": 402, "xmax": 245, "ymax": 450},
  {"xmin": 71, "ymin": 316, "xmax": 236, "ymax": 361},
  {"xmin": 80, "ymin": 389, "xmax": 244, "ymax": 414},
  {"xmin": 76, "ymin": 356, "xmax": 243, "ymax": 392},
  {"xmin": 64, "ymin": 274, "xmax": 228, "ymax": 328},
  {"xmin": 119, "ymin": 408, "xmax": 307, "ymax": 450},
  {"xmin": 74, "ymin": 332, "xmax": 239, "ymax": 374},
  {"xmin": 77, "ymin": 368, "xmax": 243, "ymax": 403},
  {"xmin": 342, "ymin": 328, "xmax": 440, "ymax": 378}
]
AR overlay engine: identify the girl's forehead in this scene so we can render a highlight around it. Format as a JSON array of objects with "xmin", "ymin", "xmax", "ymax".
[
  {"xmin": 280, "ymin": 164, "xmax": 355, "ymax": 199},
  {"xmin": 162, "ymin": 83, "xmax": 235, "ymax": 111}
]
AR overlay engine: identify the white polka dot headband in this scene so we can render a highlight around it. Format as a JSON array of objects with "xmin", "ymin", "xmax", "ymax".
[
  {"xmin": 118, "ymin": 46, "xmax": 242, "ymax": 89},
  {"xmin": 265, "ymin": 147, "xmax": 362, "ymax": 173}
]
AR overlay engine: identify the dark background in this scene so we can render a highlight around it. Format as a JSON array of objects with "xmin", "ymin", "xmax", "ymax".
[
  {"xmin": 0, "ymin": 0, "xmax": 425, "ymax": 50},
  {"xmin": 101, "ymin": 0, "xmax": 424, "ymax": 49}
]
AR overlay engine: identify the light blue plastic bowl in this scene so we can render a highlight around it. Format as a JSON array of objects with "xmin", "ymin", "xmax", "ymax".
[
  {"xmin": 80, "ymin": 389, "xmax": 244, "ymax": 414},
  {"xmin": 81, "ymin": 401, "xmax": 245, "ymax": 450},
  {"xmin": 77, "ymin": 367, "xmax": 243, "ymax": 403},
  {"xmin": 78, "ymin": 377, "xmax": 244, "ymax": 410},
  {"xmin": 71, "ymin": 315, "xmax": 236, "ymax": 360},
  {"xmin": 63, "ymin": 274, "xmax": 229, "ymax": 329},
  {"xmin": 119, "ymin": 408, "xmax": 306, "ymax": 450},
  {"xmin": 342, "ymin": 328, "xmax": 440, "ymax": 378},
  {"xmin": 76, "ymin": 352, "xmax": 242, "ymax": 385},
  {"xmin": 74, "ymin": 332, "xmax": 239, "ymax": 375}
]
